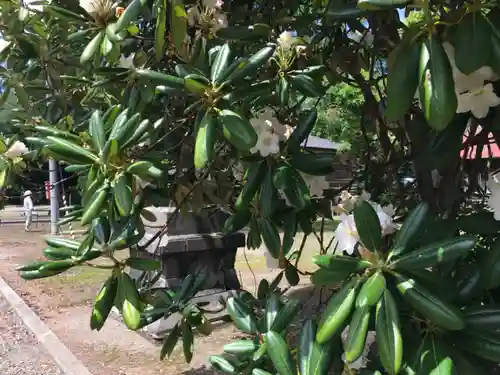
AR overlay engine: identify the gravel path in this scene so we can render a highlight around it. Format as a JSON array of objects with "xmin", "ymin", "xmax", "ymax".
[{"xmin": 0, "ymin": 293, "xmax": 64, "ymax": 375}]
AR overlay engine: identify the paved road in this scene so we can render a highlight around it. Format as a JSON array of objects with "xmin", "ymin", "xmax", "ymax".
[{"xmin": 0, "ymin": 294, "xmax": 64, "ymax": 375}]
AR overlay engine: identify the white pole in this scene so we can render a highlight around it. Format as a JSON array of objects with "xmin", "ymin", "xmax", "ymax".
[{"xmin": 49, "ymin": 158, "xmax": 59, "ymax": 235}]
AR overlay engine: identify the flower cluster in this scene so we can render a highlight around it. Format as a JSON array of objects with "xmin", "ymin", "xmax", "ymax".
[
  {"xmin": 277, "ymin": 31, "xmax": 307, "ymax": 55},
  {"xmin": 79, "ymin": 0, "xmax": 120, "ymax": 24},
  {"xmin": 341, "ymin": 326, "xmax": 376, "ymax": 370},
  {"xmin": 275, "ymin": 31, "xmax": 307, "ymax": 70},
  {"xmin": 3, "ymin": 141, "xmax": 28, "ymax": 160},
  {"xmin": 187, "ymin": 0, "xmax": 228, "ymax": 36},
  {"xmin": 300, "ymin": 173, "xmax": 329, "ymax": 198},
  {"xmin": 443, "ymin": 43, "xmax": 500, "ymax": 119},
  {"xmin": 249, "ymin": 109, "xmax": 292, "ymax": 157},
  {"xmin": 333, "ymin": 191, "xmax": 396, "ymax": 255}
]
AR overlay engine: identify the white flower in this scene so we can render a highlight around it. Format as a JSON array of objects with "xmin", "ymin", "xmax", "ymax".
[
  {"xmin": 4, "ymin": 141, "xmax": 28, "ymax": 159},
  {"xmin": 278, "ymin": 31, "xmax": 295, "ymax": 49},
  {"xmin": 487, "ymin": 172, "xmax": 500, "ymax": 220},
  {"xmin": 79, "ymin": 0, "xmax": 117, "ymax": 21},
  {"xmin": 334, "ymin": 214, "xmax": 359, "ymax": 255},
  {"xmin": 455, "ymin": 66, "xmax": 496, "ymax": 94},
  {"xmin": 333, "ymin": 202, "xmax": 396, "ymax": 254},
  {"xmin": 212, "ymin": 11, "xmax": 228, "ymax": 32},
  {"xmin": 250, "ymin": 131, "xmax": 280, "ymax": 157},
  {"xmin": 376, "ymin": 204, "xmax": 397, "ymax": 235},
  {"xmin": 341, "ymin": 327, "xmax": 376, "ymax": 370},
  {"xmin": 202, "ymin": 0, "xmax": 223, "ymax": 9},
  {"xmin": 118, "ymin": 54, "xmax": 135, "ymax": 69},
  {"xmin": 360, "ymin": 190, "xmax": 371, "ymax": 201},
  {"xmin": 301, "ymin": 173, "xmax": 329, "ymax": 198},
  {"xmin": 187, "ymin": 6, "xmax": 201, "ymax": 26},
  {"xmin": 254, "ymin": 109, "xmax": 293, "ymax": 141},
  {"xmin": 443, "ymin": 42, "xmax": 497, "ymax": 93},
  {"xmin": 249, "ymin": 110, "xmax": 291, "ymax": 157},
  {"xmin": 457, "ymin": 83, "xmax": 500, "ymax": 119},
  {"xmin": 338, "ymin": 190, "xmax": 352, "ymax": 203},
  {"xmin": 295, "ymin": 44, "xmax": 307, "ymax": 55}
]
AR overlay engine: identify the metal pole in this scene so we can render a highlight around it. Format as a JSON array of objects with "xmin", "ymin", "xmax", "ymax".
[{"xmin": 49, "ymin": 158, "xmax": 59, "ymax": 235}]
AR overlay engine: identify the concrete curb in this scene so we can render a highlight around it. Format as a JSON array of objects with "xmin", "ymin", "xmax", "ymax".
[{"xmin": 0, "ymin": 277, "xmax": 93, "ymax": 375}]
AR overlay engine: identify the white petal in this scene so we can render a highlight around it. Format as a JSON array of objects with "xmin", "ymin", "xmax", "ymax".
[
  {"xmin": 4, "ymin": 141, "xmax": 28, "ymax": 159},
  {"xmin": 456, "ymin": 92, "xmax": 473, "ymax": 113},
  {"xmin": 486, "ymin": 89, "xmax": 500, "ymax": 108},
  {"xmin": 470, "ymin": 99, "xmax": 491, "ymax": 119},
  {"xmin": 360, "ymin": 191, "xmax": 371, "ymax": 201}
]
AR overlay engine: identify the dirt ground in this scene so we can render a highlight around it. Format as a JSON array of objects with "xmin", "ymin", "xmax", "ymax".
[
  {"xmin": 0, "ymin": 293, "xmax": 64, "ymax": 375},
  {"xmin": 0, "ymin": 223, "xmax": 334, "ymax": 375}
]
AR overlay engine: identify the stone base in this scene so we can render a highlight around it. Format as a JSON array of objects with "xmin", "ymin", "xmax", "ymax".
[{"xmin": 111, "ymin": 288, "xmax": 237, "ymax": 340}]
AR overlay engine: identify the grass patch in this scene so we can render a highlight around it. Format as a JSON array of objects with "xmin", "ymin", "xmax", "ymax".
[{"xmin": 41, "ymin": 266, "xmax": 109, "ymax": 288}]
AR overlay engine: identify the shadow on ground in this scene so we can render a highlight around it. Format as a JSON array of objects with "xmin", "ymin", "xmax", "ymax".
[{"xmin": 182, "ymin": 366, "xmax": 220, "ymax": 375}]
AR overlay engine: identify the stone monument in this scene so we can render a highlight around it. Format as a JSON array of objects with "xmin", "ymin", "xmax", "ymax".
[{"xmin": 129, "ymin": 206, "xmax": 245, "ymax": 339}]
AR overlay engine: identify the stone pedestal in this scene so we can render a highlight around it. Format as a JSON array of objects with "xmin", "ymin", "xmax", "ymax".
[{"xmin": 129, "ymin": 207, "xmax": 245, "ymax": 339}]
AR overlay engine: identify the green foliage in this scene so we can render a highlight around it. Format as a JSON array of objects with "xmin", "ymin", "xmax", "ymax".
[{"xmin": 3, "ymin": 0, "xmax": 500, "ymax": 374}]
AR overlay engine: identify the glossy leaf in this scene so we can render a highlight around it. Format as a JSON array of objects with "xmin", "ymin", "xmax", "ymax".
[{"xmin": 265, "ymin": 331, "xmax": 295, "ymax": 375}]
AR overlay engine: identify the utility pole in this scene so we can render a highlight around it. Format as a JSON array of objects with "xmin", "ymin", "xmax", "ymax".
[{"xmin": 49, "ymin": 158, "xmax": 59, "ymax": 235}]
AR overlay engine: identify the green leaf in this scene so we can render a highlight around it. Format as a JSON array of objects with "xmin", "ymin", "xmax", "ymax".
[
  {"xmin": 252, "ymin": 370, "xmax": 272, "ymax": 375},
  {"xmin": 265, "ymin": 331, "xmax": 295, "ymax": 375},
  {"xmin": 224, "ymin": 340, "xmax": 259, "ymax": 354},
  {"xmin": 89, "ymin": 110, "xmax": 105, "ymax": 152},
  {"xmin": 114, "ymin": 0, "xmax": 148, "ymax": 32},
  {"xmin": 298, "ymin": 320, "xmax": 334, "ymax": 375},
  {"xmin": 271, "ymin": 299, "xmax": 301, "ymax": 333},
  {"xmin": 357, "ymin": 0, "xmax": 410, "ymax": 9},
  {"xmin": 375, "ymin": 291, "xmax": 403, "ymax": 375},
  {"xmin": 211, "ymin": 43, "xmax": 232, "ymax": 83},
  {"xmin": 316, "ymin": 279, "xmax": 359, "ymax": 344},
  {"xmin": 415, "ymin": 335, "xmax": 454, "ymax": 375},
  {"xmin": 258, "ymin": 218, "xmax": 281, "ymax": 259},
  {"xmin": 171, "ymin": 0, "xmax": 187, "ymax": 54},
  {"xmin": 456, "ymin": 212, "xmax": 500, "ymax": 235},
  {"xmin": 226, "ymin": 297, "xmax": 258, "ymax": 334},
  {"xmin": 418, "ymin": 36, "xmax": 457, "ymax": 131},
  {"xmin": 285, "ymin": 264, "xmax": 299, "ymax": 286},
  {"xmin": 287, "ymin": 108, "xmax": 318, "ymax": 152},
  {"xmin": 155, "ymin": 0, "xmax": 167, "ymax": 62},
  {"xmin": 182, "ymin": 321, "xmax": 194, "ymax": 363},
  {"xmin": 291, "ymin": 74, "xmax": 325, "ymax": 97},
  {"xmin": 311, "ymin": 268, "xmax": 352, "ymax": 287},
  {"xmin": 81, "ymin": 31, "xmax": 104, "ymax": 65},
  {"xmin": 265, "ymin": 293, "xmax": 282, "ymax": 331},
  {"xmin": 395, "ymin": 274, "xmax": 465, "ymax": 331},
  {"xmin": 125, "ymin": 257, "xmax": 160, "ymax": 271},
  {"xmin": 385, "ymin": 34, "xmax": 421, "ymax": 121},
  {"xmin": 344, "ymin": 306, "xmax": 370, "ymax": 364},
  {"xmin": 453, "ymin": 12, "xmax": 491, "ymax": 75},
  {"xmin": 390, "ymin": 203, "xmax": 429, "ymax": 257},
  {"xmin": 353, "ymin": 200, "xmax": 382, "ymax": 252},
  {"xmin": 391, "ymin": 236, "xmax": 477, "ymax": 270},
  {"xmin": 160, "ymin": 323, "xmax": 181, "ymax": 360},
  {"xmin": 209, "ymin": 355, "xmax": 236, "ymax": 374},
  {"xmin": 220, "ymin": 109, "xmax": 258, "ymax": 151},
  {"xmin": 113, "ymin": 173, "xmax": 133, "ymax": 216}
]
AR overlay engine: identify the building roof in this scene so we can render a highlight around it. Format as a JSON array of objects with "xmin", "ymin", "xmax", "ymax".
[
  {"xmin": 301, "ymin": 135, "xmax": 343, "ymax": 150},
  {"xmin": 460, "ymin": 125, "xmax": 500, "ymax": 159}
]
